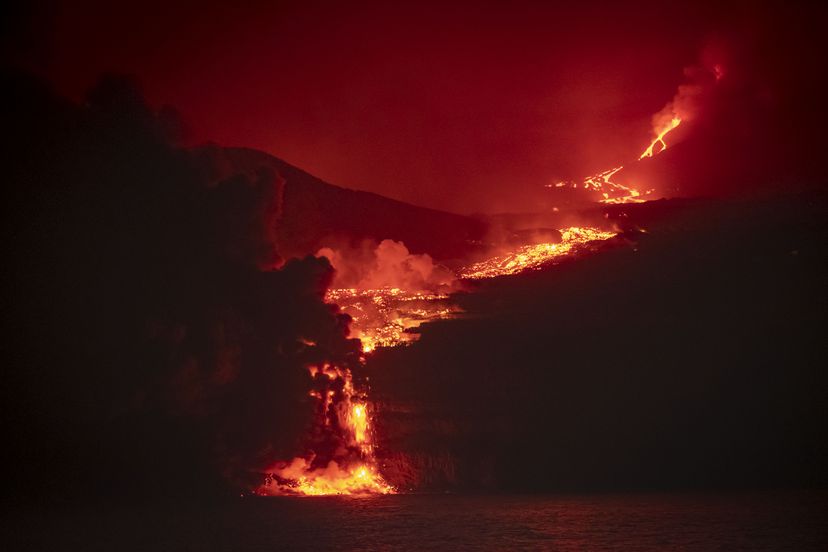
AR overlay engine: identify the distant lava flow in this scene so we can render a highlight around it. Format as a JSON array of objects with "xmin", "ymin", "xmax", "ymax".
[
  {"xmin": 639, "ymin": 116, "xmax": 682, "ymax": 160},
  {"xmin": 259, "ymin": 226, "xmax": 616, "ymax": 496},
  {"xmin": 459, "ymin": 227, "xmax": 618, "ymax": 279},
  {"xmin": 547, "ymin": 115, "xmax": 682, "ymax": 204},
  {"xmin": 262, "ymin": 63, "xmax": 719, "ymax": 495}
]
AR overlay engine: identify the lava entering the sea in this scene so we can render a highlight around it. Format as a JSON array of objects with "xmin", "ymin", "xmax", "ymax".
[
  {"xmin": 256, "ymin": 72, "xmax": 706, "ymax": 496},
  {"xmin": 325, "ymin": 288, "xmax": 458, "ymax": 354},
  {"xmin": 259, "ymin": 225, "xmax": 617, "ymax": 496},
  {"xmin": 544, "ymin": 58, "xmax": 724, "ymax": 205},
  {"xmin": 258, "ymin": 359, "xmax": 397, "ymax": 496},
  {"xmin": 546, "ymin": 114, "xmax": 682, "ymax": 205}
]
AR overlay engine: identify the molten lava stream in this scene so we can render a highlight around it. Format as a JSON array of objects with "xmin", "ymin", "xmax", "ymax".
[
  {"xmin": 459, "ymin": 226, "xmax": 617, "ymax": 280},
  {"xmin": 266, "ymin": 85, "xmax": 693, "ymax": 497},
  {"xmin": 261, "ymin": 225, "xmax": 617, "ymax": 496},
  {"xmin": 259, "ymin": 359, "xmax": 396, "ymax": 496},
  {"xmin": 544, "ymin": 115, "xmax": 682, "ymax": 204},
  {"xmin": 639, "ymin": 116, "xmax": 681, "ymax": 159}
]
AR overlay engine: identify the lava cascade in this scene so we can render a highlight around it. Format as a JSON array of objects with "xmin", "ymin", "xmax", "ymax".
[
  {"xmin": 260, "ymin": 67, "xmax": 721, "ymax": 495},
  {"xmin": 258, "ymin": 359, "xmax": 396, "ymax": 496},
  {"xmin": 260, "ymin": 225, "xmax": 617, "ymax": 496}
]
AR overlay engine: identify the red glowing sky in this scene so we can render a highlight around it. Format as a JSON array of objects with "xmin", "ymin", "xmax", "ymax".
[{"xmin": 22, "ymin": 1, "xmax": 746, "ymax": 213}]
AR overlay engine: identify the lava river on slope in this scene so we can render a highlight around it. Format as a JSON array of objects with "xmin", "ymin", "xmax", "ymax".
[{"xmin": 257, "ymin": 225, "xmax": 619, "ymax": 496}]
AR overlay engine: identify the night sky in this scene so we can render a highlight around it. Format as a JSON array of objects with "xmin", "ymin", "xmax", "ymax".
[{"xmin": 9, "ymin": 0, "xmax": 793, "ymax": 213}]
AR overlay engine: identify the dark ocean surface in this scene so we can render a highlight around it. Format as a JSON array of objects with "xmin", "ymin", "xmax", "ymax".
[{"xmin": 3, "ymin": 491, "xmax": 827, "ymax": 551}]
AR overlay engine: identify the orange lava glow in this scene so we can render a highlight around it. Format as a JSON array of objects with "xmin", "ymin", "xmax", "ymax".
[
  {"xmin": 262, "ymin": 226, "xmax": 616, "ymax": 496},
  {"xmin": 325, "ymin": 288, "xmax": 458, "ymax": 353},
  {"xmin": 262, "ymin": 70, "xmax": 723, "ymax": 496},
  {"xmin": 351, "ymin": 403, "xmax": 369, "ymax": 446},
  {"xmin": 259, "ymin": 360, "xmax": 396, "ymax": 496},
  {"xmin": 271, "ymin": 395, "xmax": 397, "ymax": 496},
  {"xmin": 260, "ymin": 290, "xmax": 458, "ymax": 496},
  {"xmin": 546, "ymin": 165, "xmax": 653, "ymax": 205},
  {"xmin": 544, "ymin": 112, "xmax": 682, "ymax": 204},
  {"xmin": 292, "ymin": 463, "xmax": 395, "ymax": 496},
  {"xmin": 459, "ymin": 226, "xmax": 617, "ymax": 280},
  {"xmin": 264, "ymin": 457, "xmax": 395, "ymax": 496},
  {"xmin": 639, "ymin": 116, "xmax": 682, "ymax": 160}
]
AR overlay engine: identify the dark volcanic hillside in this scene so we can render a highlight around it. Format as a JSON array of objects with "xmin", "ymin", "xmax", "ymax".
[
  {"xmin": 195, "ymin": 146, "xmax": 486, "ymax": 261},
  {"xmin": 367, "ymin": 193, "xmax": 828, "ymax": 492}
]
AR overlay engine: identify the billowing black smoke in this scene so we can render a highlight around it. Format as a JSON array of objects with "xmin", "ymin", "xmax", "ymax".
[{"xmin": 1, "ymin": 70, "xmax": 360, "ymax": 500}]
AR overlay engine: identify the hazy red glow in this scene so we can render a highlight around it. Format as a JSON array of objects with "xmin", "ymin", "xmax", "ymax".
[
  {"xmin": 258, "ymin": 224, "xmax": 616, "ymax": 495},
  {"xmin": 24, "ymin": 0, "xmax": 734, "ymax": 214}
]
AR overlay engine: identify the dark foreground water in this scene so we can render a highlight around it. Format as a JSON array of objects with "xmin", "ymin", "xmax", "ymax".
[{"xmin": 3, "ymin": 491, "xmax": 827, "ymax": 551}]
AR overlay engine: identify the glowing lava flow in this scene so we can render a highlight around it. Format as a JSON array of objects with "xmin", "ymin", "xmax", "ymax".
[
  {"xmin": 545, "ymin": 115, "xmax": 683, "ymax": 204},
  {"xmin": 639, "ymin": 116, "xmax": 682, "ymax": 159},
  {"xmin": 547, "ymin": 166, "xmax": 651, "ymax": 205},
  {"xmin": 459, "ymin": 226, "xmax": 617, "ymax": 280},
  {"xmin": 325, "ymin": 288, "xmax": 458, "ymax": 353},
  {"xmin": 589, "ymin": 115, "xmax": 681, "ymax": 202},
  {"xmin": 261, "ymin": 226, "xmax": 616, "ymax": 496},
  {"xmin": 586, "ymin": 166, "xmax": 647, "ymax": 205},
  {"xmin": 260, "ymin": 360, "xmax": 396, "ymax": 496},
  {"xmin": 259, "ymin": 291, "xmax": 456, "ymax": 496}
]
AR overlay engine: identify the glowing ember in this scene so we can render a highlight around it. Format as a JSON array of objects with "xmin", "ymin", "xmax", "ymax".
[
  {"xmin": 639, "ymin": 116, "xmax": 682, "ymax": 160},
  {"xmin": 585, "ymin": 166, "xmax": 651, "ymax": 205},
  {"xmin": 459, "ymin": 226, "xmax": 616, "ymax": 280}
]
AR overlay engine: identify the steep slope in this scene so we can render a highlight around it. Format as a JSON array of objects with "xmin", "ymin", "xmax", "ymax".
[
  {"xmin": 367, "ymin": 193, "xmax": 828, "ymax": 492},
  {"xmin": 194, "ymin": 145, "xmax": 487, "ymax": 261}
]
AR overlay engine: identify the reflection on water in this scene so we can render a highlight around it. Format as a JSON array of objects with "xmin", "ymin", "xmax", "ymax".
[{"xmin": 3, "ymin": 492, "xmax": 827, "ymax": 551}]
